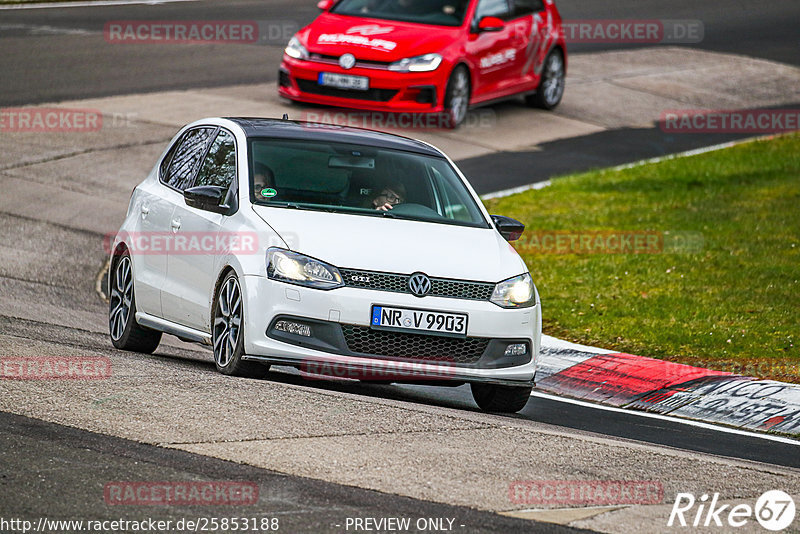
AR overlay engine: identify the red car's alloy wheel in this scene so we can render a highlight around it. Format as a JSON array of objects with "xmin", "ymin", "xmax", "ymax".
[{"xmin": 444, "ymin": 66, "xmax": 470, "ymax": 128}]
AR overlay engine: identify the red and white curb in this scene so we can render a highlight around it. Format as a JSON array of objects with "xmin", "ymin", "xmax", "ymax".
[{"xmin": 537, "ymin": 336, "xmax": 800, "ymax": 438}]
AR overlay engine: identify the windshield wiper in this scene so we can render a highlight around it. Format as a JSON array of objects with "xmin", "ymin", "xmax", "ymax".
[
  {"xmin": 259, "ymin": 202, "xmax": 406, "ymax": 219},
  {"xmin": 259, "ymin": 201, "xmax": 331, "ymax": 212},
  {"xmin": 256, "ymin": 201, "xmax": 297, "ymax": 208}
]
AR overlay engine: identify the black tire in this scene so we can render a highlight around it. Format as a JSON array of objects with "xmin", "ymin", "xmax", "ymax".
[
  {"xmin": 109, "ymin": 251, "xmax": 162, "ymax": 353},
  {"xmin": 443, "ymin": 65, "xmax": 470, "ymax": 129},
  {"xmin": 470, "ymin": 383, "xmax": 532, "ymax": 413},
  {"xmin": 212, "ymin": 271, "xmax": 269, "ymax": 378},
  {"xmin": 526, "ymin": 48, "xmax": 565, "ymax": 110}
]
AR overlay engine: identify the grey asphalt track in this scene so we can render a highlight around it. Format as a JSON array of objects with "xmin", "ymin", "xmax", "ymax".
[
  {"xmin": 0, "ymin": 411, "xmax": 587, "ymax": 533},
  {"xmin": 262, "ymin": 367, "xmax": 800, "ymax": 469}
]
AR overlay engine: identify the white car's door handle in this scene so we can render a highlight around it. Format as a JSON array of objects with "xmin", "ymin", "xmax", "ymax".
[
  {"xmin": 140, "ymin": 205, "xmax": 150, "ymax": 218},
  {"xmin": 171, "ymin": 218, "xmax": 181, "ymax": 231}
]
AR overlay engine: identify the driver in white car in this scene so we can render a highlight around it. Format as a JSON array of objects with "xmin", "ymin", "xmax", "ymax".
[{"xmin": 371, "ymin": 182, "xmax": 406, "ymax": 211}]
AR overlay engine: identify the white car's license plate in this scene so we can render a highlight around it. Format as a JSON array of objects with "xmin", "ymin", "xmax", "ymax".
[
  {"xmin": 371, "ymin": 305, "xmax": 468, "ymax": 337},
  {"xmin": 318, "ymin": 72, "xmax": 369, "ymax": 91}
]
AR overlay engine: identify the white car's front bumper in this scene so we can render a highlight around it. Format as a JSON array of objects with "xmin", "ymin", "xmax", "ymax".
[{"xmin": 239, "ymin": 275, "xmax": 540, "ymax": 386}]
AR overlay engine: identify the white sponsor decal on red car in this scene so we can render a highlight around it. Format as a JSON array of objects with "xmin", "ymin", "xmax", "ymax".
[
  {"xmin": 481, "ymin": 48, "xmax": 516, "ymax": 70},
  {"xmin": 317, "ymin": 33, "xmax": 397, "ymax": 51},
  {"xmin": 346, "ymin": 24, "xmax": 394, "ymax": 35}
]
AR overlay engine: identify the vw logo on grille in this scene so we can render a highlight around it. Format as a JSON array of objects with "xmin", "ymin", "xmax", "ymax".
[
  {"xmin": 339, "ymin": 53, "xmax": 356, "ymax": 70},
  {"xmin": 408, "ymin": 272, "xmax": 431, "ymax": 297}
]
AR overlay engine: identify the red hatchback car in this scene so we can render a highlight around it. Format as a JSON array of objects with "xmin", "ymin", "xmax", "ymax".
[{"xmin": 278, "ymin": 0, "xmax": 566, "ymax": 127}]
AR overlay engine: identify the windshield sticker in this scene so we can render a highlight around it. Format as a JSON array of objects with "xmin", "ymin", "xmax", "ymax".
[
  {"xmin": 317, "ymin": 33, "xmax": 397, "ymax": 51},
  {"xmin": 261, "ymin": 188, "xmax": 277, "ymax": 198}
]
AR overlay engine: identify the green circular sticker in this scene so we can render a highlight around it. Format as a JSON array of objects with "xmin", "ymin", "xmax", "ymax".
[{"xmin": 261, "ymin": 188, "xmax": 277, "ymax": 198}]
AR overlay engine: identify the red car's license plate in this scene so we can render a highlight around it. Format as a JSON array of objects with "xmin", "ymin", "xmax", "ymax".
[{"xmin": 318, "ymin": 72, "xmax": 369, "ymax": 91}]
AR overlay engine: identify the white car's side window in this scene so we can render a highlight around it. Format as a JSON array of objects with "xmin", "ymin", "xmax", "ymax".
[
  {"xmin": 430, "ymin": 166, "xmax": 473, "ymax": 222},
  {"xmin": 195, "ymin": 129, "xmax": 236, "ymax": 192},
  {"xmin": 162, "ymin": 127, "xmax": 216, "ymax": 191}
]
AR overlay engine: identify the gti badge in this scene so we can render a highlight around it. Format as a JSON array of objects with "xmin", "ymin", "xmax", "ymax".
[
  {"xmin": 408, "ymin": 272, "xmax": 431, "ymax": 297},
  {"xmin": 339, "ymin": 53, "xmax": 356, "ymax": 70}
]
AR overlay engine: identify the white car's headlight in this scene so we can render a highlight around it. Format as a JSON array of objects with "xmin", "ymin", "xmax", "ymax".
[
  {"xmin": 267, "ymin": 248, "xmax": 343, "ymax": 289},
  {"xmin": 388, "ymin": 53, "xmax": 442, "ymax": 72},
  {"xmin": 490, "ymin": 272, "xmax": 536, "ymax": 308},
  {"xmin": 284, "ymin": 36, "xmax": 309, "ymax": 60}
]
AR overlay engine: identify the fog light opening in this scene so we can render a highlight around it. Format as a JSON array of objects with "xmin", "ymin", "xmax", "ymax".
[
  {"xmin": 275, "ymin": 320, "xmax": 312, "ymax": 337},
  {"xmin": 504, "ymin": 343, "xmax": 527, "ymax": 357}
]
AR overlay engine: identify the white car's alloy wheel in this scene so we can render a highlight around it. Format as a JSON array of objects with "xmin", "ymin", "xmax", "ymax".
[
  {"xmin": 211, "ymin": 272, "xmax": 269, "ymax": 378},
  {"xmin": 109, "ymin": 256, "xmax": 132, "ymax": 342},
  {"xmin": 108, "ymin": 251, "xmax": 162, "ymax": 353},
  {"xmin": 213, "ymin": 276, "xmax": 242, "ymax": 368}
]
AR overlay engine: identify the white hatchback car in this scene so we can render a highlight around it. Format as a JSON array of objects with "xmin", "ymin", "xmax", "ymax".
[{"xmin": 109, "ymin": 117, "xmax": 541, "ymax": 413}]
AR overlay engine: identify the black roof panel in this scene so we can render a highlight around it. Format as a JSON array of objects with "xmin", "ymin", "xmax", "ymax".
[{"xmin": 225, "ymin": 118, "xmax": 442, "ymax": 157}]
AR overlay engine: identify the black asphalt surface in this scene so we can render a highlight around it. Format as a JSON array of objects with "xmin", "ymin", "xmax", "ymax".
[
  {"xmin": 0, "ymin": 411, "xmax": 587, "ymax": 534},
  {"xmin": 460, "ymin": 114, "xmax": 800, "ymax": 194},
  {"xmin": 557, "ymin": 0, "xmax": 800, "ymax": 67}
]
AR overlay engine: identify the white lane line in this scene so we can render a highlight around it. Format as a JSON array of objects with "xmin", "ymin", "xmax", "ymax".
[
  {"xmin": 608, "ymin": 134, "xmax": 777, "ymax": 172},
  {"xmin": 0, "ymin": 23, "xmax": 93, "ymax": 35},
  {"xmin": 481, "ymin": 133, "xmax": 783, "ymax": 200},
  {"xmin": 530, "ymin": 391, "xmax": 800, "ymax": 446},
  {"xmin": 541, "ymin": 334, "xmax": 615, "ymax": 355},
  {"xmin": 481, "ymin": 180, "xmax": 551, "ymax": 200},
  {"xmin": 0, "ymin": 0, "xmax": 200, "ymax": 10}
]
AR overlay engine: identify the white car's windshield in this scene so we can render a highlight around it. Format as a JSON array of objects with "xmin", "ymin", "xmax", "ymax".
[
  {"xmin": 330, "ymin": 0, "xmax": 469, "ymax": 27},
  {"xmin": 249, "ymin": 137, "xmax": 488, "ymax": 228}
]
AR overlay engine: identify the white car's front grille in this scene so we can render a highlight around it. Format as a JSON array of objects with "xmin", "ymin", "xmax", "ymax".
[{"xmin": 339, "ymin": 268, "xmax": 495, "ymax": 300}]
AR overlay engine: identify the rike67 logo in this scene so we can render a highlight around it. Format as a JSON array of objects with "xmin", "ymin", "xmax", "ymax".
[{"xmin": 668, "ymin": 490, "xmax": 796, "ymax": 531}]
